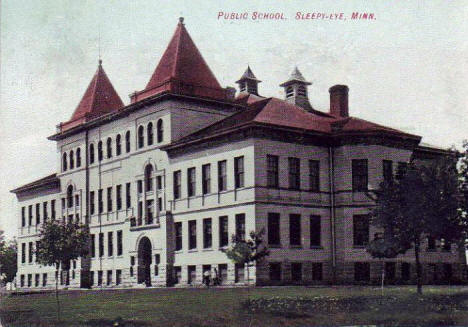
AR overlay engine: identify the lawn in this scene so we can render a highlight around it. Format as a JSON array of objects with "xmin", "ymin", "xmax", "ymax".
[{"xmin": 1, "ymin": 286, "xmax": 467, "ymax": 326}]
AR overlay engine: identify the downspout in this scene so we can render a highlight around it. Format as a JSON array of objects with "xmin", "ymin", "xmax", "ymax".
[
  {"xmin": 328, "ymin": 146, "xmax": 337, "ymax": 283},
  {"xmin": 83, "ymin": 130, "xmax": 90, "ymax": 288}
]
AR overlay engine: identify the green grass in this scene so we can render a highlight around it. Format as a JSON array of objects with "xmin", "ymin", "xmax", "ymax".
[{"xmin": 1, "ymin": 286, "xmax": 467, "ymax": 326}]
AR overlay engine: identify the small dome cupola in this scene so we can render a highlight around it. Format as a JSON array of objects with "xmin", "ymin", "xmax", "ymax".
[
  {"xmin": 236, "ymin": 66, "xmax": 261, "ymax": 95},
  {"xmin": 279, "ymin": 66, "xmax": 313, "ymax": 111}
]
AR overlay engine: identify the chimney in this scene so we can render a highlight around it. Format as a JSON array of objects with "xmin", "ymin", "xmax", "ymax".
[{"xmin": 329, "ymin": 85, "xmax": 349, "ymax": 117}]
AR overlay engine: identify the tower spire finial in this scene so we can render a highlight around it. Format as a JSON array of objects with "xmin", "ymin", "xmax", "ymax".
[{"xmin": 179, "ymin": 17, "xmax": 184, "ymax": 24}]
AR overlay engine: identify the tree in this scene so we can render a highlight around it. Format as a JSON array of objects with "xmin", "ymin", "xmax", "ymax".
[
  {"xmin": 0, "ymin": 237, "xmax": 17, "ymax": 284},
  {"xmin": 36, "ymin": 219, "xmax": 89, "ymax": 321},
  {"xmin": 370, "ymin": 155, "xmax": 466, "ymax": 294}
]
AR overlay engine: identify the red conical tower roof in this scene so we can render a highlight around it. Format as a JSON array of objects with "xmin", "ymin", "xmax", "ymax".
[
  {"xmin": 61, "ymin": 60, "xmax": 124, "ymax": 131},
  {"xmin": 131, "ymin": 17, "xmax": 228, "ymax": 103}
]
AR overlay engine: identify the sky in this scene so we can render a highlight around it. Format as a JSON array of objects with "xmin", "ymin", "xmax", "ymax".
[{"xmin": 0, "ymin": 0, "xmax": 467, "ymax": 239}]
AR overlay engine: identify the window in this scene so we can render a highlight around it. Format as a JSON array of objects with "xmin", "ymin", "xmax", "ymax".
[
  {"xmin": 385, "ymin": 262, "xmax": 396, "ymax": 281},
  {"xmin": 353, "ymin": 215, "xmax": 369, "ymax": 246},
  {"xmin": 107, "ymin": 270, "xmax": 112, "ymax": 286},
  {"xmin": 235, "ymin": 263, "xmax": 245, "ymax": 283},
  {"xmin": 289, "ymin": 214, "xmax": 301, "ymax": 246},
  {"xmin": 443, "ymin": 263, "xmax": 452, "ymax": 281},
  {"xmin": 98, "ymin": 141, "xmax": 103, "ymax": 161},
  {"xmin": 401, "ymin": 262, "xmax": 410, "ymax": 281},
  {"xmin": 158, "ymin": 197, "xmax": 162, "ymax": 211},
  {"xmin": 397, "ymin": 162, "xmax": 408, "ymax": 180},
  {"xmin": 146, "ymin": 199, "xmax": 154, "ymax": 224},
  {"xmin": 157, "ymin": 119, "xmax": 163, "ymax": 143},
  {"xmin": 354, "ymin": 262, "xmax": 370, "ymax": 281},
  {"xmin": 188, "ymin": 220, "xmax": 197, "ymax": 250},
  {"xmin": 63, "ymin": 153, "xmax": 67, "ymax": 171},
  {"xmin": 33, "ymin": 273, "xmax": 39, "ymax": 286},
  {"xmin": 116, "ymin": 185, "xmax": 122, "ymax": 210},
  {"xmin": 108, "ymin": 232, "xmax": 113, "ymax": 256},
  {"xmin": 137, "ymin": 180, "xmax": 143, "ymax": 194},
  {"xmin": 442, "ymin": 239, "xmax": 451, "ymax": 251},
  {"xmin": 310, "ymin": 215, "xmax": 321, "ymax": 247},
  {"xmin": 21, "ymin": 207, "xmax": 25, "ymax": 227},
  {"xmin": 427, "ymin": 236, "xmax": 436, "ymax": 250},
  {"xmin": 98, "ymin": 188, "xmax": 104, "ymax": 214},
  {"xmin": 202, "ymin": 164, "xmax": 211, "ymax": 194},
  {"xmin": 291, "ymin": 262, "xmax": 302, "ymax": 281},
  {"xmin": 145, "ymin": 165, "xmax": 154, "ymax": 192},
  {"xmin": 106, "ymin": 137, "xmax": 112, "ymax": 158},
  {"xmin": 75, "ymin": 194, "xmax": 79, "ymax": 207},
  {"xmin": 269, "ymin": 263, "xmax": 282, "ymax": 281},
  {"xmin": 97, "ymin": 271, "xmax": 103, "ymax": 286},
  {"xmin": 28, "ymin": 205, "xmax": 33, "ymax": 225},
  {"xmin": 267, "ymin": 155, "xmax": 279, "ymax": 188},
  {"xmin": 187, "ymin": 167, "xmax": 196, "ymax": 197},
  {"xmin": 147, "ymin": 122, "xmax": 154, "ymax": 145},
  {"xmin": 90, "ymin": 234, "xmax": 95, "ymax": 257},
  {"xmin": 51, "ymin": 200, "xmax": 56, "ymax": 219},
  {"xmin": 383, "ymin": 160, "xmax": 393, "ymax": 182},
  {"xmin": 21, "ymin": 275, "xmax": 24, "ymax": 287},
  {"xmin": 107, "ymin": 187, "xmax": 113, "ymax": 212},
  {"xmin": 28, "ymin": 242, "xmax": 33, "ymax": 263},
  {"xmin": 235, "ymin": 214, "xmax": 245, "ymax": 241},
  {"xmin": 116, "ymin": 134, "xmax": 121, "ymax": 156},
  {"xmin": 137, "ymin": 201, "xmax": 142, "ymax": 225},
  {"xmin": 28, "ymin": 274, "xmax": 32, "ymax": 287},
  {"xmin": 126, "ymin": 183, "xmax": 131, "ymax": 209},
  {"xmin": 69, "ymin": 150, "xmax": 74, "ymax": 169},
  {"xmin": 90, "ymin": 191, "xmax": 95, "ymax": 215},
  {"xmin": 36, "ymin": 203, "xmax": 40, "ymax": 224},
  {"xmin": 219, "ymin": 216, "xmax": 229, "ymax": 247},
  {"xmin": 312, "ymin": 263, "xmax": 323, "ymax": 281},
  {"xmin": 188, "ymin": 265, "xmax": 196, "ymax": 284},
  {"xmin": 67, "ymin": 185, "xmax": 73, "ymax": 208},
  {"xmin": 268, "ymin": 213, "xmax": 280, "ymax": 246},
  {"xmin": 218, "ymin": 160, "xmax": 227, "ymax": 191},
  {"xmin": 352, "ymin": 159, "xmax": 368, "ymax": 191},
  {"xmin": 156, "ymin": 176, "xmax": 162, "ymax": 190},
  {"xmin": 125, "ymin": 131, "xmax": 131, "ymax": 153},
  {"xmin": 99, "ymin": 233, "xmax": 104, "ymax": 257},
  {"xmin": 234, "ymin": 156, "xmax": 244, "ymax": 188},
  {"xmin": 76, "ymin": 148, "xmax": 81, "ymax": 167},
  {"xmin": 21, "ymin": 243, "xmax": 26, "ymax": 263},
  {"xmin": 203, "ymin": 218, "xmax": 212, "ymax": 248},
  {"xmin": 43, "ymin": 202, "xmax": 48, "ymax": 221},
  {"xmin": 138, "ymin": 126, "xmax": 144, "ymax": 148},
  {"xmin": 288, "ymin": 157, "xmax": 300, "ymax": 190},
  {"xmin": 173, "ymin": 171, "xmax": 181, "ymax": 199},
  {"xmin": 42, "ymin": 273, "xmax": 47, "ymax": 287},
  {"xmin": 175, "ymin": 222, "xmax": 182, "ymax": 251},
  {"xmin": 89, "ymin": 144, "xmax": 95, "ymax": 164},
  {"xmin": 117, "ymin": 230, "xmax": 123, "ymax": 256},
  {"xmin": 116, "ymin": 270, "xmax": 122, "ymax": 285},
  {"xmin": 309, "ymin": 160, "xmax": 320, "ymax": 192}
]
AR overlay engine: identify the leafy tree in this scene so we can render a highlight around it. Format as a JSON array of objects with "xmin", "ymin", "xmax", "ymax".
[
  {"xmin": 36, "ymin": 219, "xmax": 89, "ymax": 321},
  {"xmin": 0, "ymin": 237, "xmax": 17, "ymax": 283},
  {"xmin": 370, "ymin": 155, "xmax": 466, "ymax": 294}
]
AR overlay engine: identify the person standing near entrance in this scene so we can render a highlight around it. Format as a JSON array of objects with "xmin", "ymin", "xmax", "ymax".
[{"xmin": 203, "ymin": 269, "xmax": 211, "ymax": 287}]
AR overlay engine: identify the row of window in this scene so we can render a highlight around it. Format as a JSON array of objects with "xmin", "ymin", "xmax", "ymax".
[
  {"xmin": 62, "ymin": 119, "xmax": 164, "ymax": 172},
  {"xmin": 90, "ymin": 230, "xmax": 123, "ymax": 258},
  {"xmin": 269, "ymin": 262, "xmax": 323, "ymax": 282},
  {"xmin": 267, "ymin": 213, "xmax": 321, "ymax": 248},
  {"xmin": 266, "ymin": 155, "xmax": 320, "ymax": 191},
  {"xmin": 21, "ymin": 200, "xmax": 56, "ymax": 227},
  {"xmin": 354, "ymin": 262, "xmax": 453, "ymax": 282},
  {"xmin": 174, "ymin": 214, "xmax": 246, "ymax": 251}
]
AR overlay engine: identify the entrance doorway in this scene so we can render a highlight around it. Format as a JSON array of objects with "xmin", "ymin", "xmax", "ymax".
[{"xmin": 137, "ymin": 237, "xmax": 152, "ymax": 286}]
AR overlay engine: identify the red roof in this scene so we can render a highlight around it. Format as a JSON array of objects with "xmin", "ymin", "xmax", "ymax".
[
  {"xmin": 131, "ymin": 18, "xmax": 228, "ymax": 103},
  {"xmin": 61, "ymin": 61, "xmax": 123, "ymax": 131},
  {"xmin": 234, "ymin": 93, "xmax": 265, "ymax": 105}
]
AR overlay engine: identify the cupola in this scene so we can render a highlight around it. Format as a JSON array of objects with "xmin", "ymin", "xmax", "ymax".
[
  {"xmin": 236, "ymin": 66, "xmax": 261, "ymax": 95},
  {"xmin": 279, "ymin": 66, "xmax": 313, "ymax": 111}
]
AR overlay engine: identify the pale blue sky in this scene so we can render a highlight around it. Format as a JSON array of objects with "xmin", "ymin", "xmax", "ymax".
[{"xmin": 1, "ymin": 0, "xmax": 467, "ymax": 239}]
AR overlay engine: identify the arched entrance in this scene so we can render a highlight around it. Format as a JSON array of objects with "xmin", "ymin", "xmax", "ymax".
[{"xmin": 137, "ymin": 237, "xmax": 152, "ymax": 286}]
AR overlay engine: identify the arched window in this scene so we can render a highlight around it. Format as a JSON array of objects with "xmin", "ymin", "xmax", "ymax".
[
  {"xmin": 125, "ymin": 131, "xmax": 131, "ymax": 153},
  {"xmin": 286, "ymin": 86, "xmax": 294, "ymax": 98},
  {"xmin": 116, "ymin": 134, "xmax": 121, "ymax": 156},
  {"xmin": 98, "ymin": 141, "xmax": 103, "ymax": 161},
  {"xmin": 298, "ymin": 85, "xmax": 307, "ymax": 97},
  {"xmin": 63, "ymin": 153, "xmax": 68, "ymax": 172},
  {"xmin": 145, "ymin": 164, "xmax": 154, "ymax": 192},
  {"xmin": 107, "ymin": 137, "xmax": 112, "ymax": 159},
  {"xmin": 69, "ymin": 150, "xmax": 74, "ymax": 169},
  {"xmin": 147, "ymin": 122, "xmax": 154, "ymax": 146},
  {"xmin": 89, "ymin": 144, "xmax": 95, "ymax": 164},
  {"xmin": 157, "ymin": 119, "xmax": 164, "ymax": 143},
  {"xmin": 138, "ymin": 126, "xmax": 144, "ymax": 149},
  {"xmin": 67, "ymin": 185, "xmax": 73, "ymax": 208},
  {"xmin": 76, "ymin": 148, "xmax": 81, "ymax": 167}
]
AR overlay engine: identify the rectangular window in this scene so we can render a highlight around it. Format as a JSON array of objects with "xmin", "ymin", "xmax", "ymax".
[
  {"xmin": 269, "ymin": 263, "xmax": 282, "ymax": 281},
  {"xmin": 309, "ymin": 160, "xmax": 320, "ymax": 192},
  {"xmin": 36, "ymin": 203, "xmax": 40, "ymax": 224},
  {"xmin": 108, "ymin": 232, "xmax": 113, "ymax": 256},
  {"xmin": 188, "ymin": 265, "xmax": 196, "ymax": 284},
  {"xmin": 137, "ymin": 180, "xmax": 143, "ymax": 194},
  {"xmin": 51, "ymin": 200, "xmax": 56, "ymax": 219},
  {"xmin": 21, "ymin": 243, "xmax": 26, "ymax": 263},
  {"xmin": 98, "ymin": 189, "xmax": 103, "ymax": 213},
  {"xmin": 156, "ymin": 176, "xmax": 162, "ymax": 190},
  {"xmin": 289, "ymin": 214, "xmax": 301, "ymax": 246},
  {"xmin": 352, "ymin": 159, "xmax": 368, "ymax": 191},
  {"xmin": 21, "ymin": 275, "xmax": 25, "ymax": 287},
  {"xmin": 158, "ymin": 197, "xmax": 162, "ymax": 211},
  {"xmin": 35, "ymin": 273, "xmax": 39, "ymax": 287},
  {"xmin": 126, "ymin": 183, "xmax": 131, "ymax": 209},
  {"xmin": 310, "ymin": 215, "xmax": 321, "ymax": 247},
  {"xmin": 21, "ymin": 207, "xmax": 25, "ymax": 227},
  {"xmin": 117, "ymin": 230, "xmax": 123, "ymax": 256},
  {"xmin": 202, "ymin": 164, "xmax": 211, "ymax": 194},
  {"xmin": 397, "ymin": 162, "xmax": 408, "ymax": 179},
  {"xmin": 173, "ymin": 171, "xmax": 181, "ymax": 199},
  {"xmin": 219, "ymin": 216, "xmax": 229, "ymax": 247},
  {"xmin": 107, "ymin": 187, "xmax": 113, "ymax": 212},
  {"xmin": 42, "ymin": 273, "xmax": 47, "ymax": 287},
  {"xmin": 146, "ymin": 199, "xmax": 154, "ymax": 224},
  {"xmin": 268, "ymin": 213, "xmax": 280, "ymax": 246},
  {"xmin": 353, "ymin": 215, "xmax": 369, "ymax": 246},
  {"xmin": 90, "ymin": 234, "xmax": 95, "ymax": 257},
  {"xmin": 288, "ymin": 157, "xmax": 300, "ymax": 190},
  {"xmin": 187, "ymin": 167, "xmax": 196, "ymax": 197},
  {"xmin": 189, "ymin": 220, "xmax": 197, "ymax": 250},
  {"xmin": 99, "ymin": 233, "xmax": 104, "ymax": 257},
  {"xmin": 28, "ymin": 242, "xmax": 33, "ymax": 263},
  {"xmin": 218, "ymin": 160, "xmax": 227, "ymax": 191},
  {"xmin": 137, "ymin": 201, "xmax": 143, "ymax": 225},
  {"xmin": 354, "ymin": 262, "xmax": 370, "ymax": 281},
  {"xmin": 383, "ymin": 160, "xmax": 393, "ymax": 182},
  {"xmin": 175, "ymin": 222, "xmax": 182, "ymax": 251},
  {"xmin": 385, "ymin": 262, "xmax": 396, "ymax": 281},
  {"xmin": 28, "ymin": 274, "xmax": 32, "ymax": 287},
  {"xmin": 28, "ymin": 205, "xmax": 32, "ymax": 225},
  {"xmin": 401, "ymin": 262, "xmax": 410, "ymax": 281},
  {"xmin": 43, "ymin": 202, "xmax": 48, "ymax": 221},
  {"xmin": 291, "ymin": 262, "xmax": 302, "ymax": 281},
  {"xmin": 116, "ymin": 185, "xmax": 122, "ymax": 210},
  {"xmin": 75, "ymin": 194, "xmax": 79, "ymax": 207},
  {"xmin": 107, "ymin": 270, "xmax": 112, "ymax": 286},
  {"xmin": 90, "ymin": 191, "xmax": 95, "ymax": 215},
  {"xmin": 234, "ymin": 156, "xmax": 244, "ymax": 188},
  {"xmin": 235, "ymin": 263, "xmax": 245, "ymax": 283},
  {"xmin": 203, "ymin": 218, "xmax": 212, "ymax": 249},
  {"xmin": 97, "ymin": 271, "xmax": 103, "ymax": 286},
  {"xmin": 116, "ymin": 270, "xmax": 122, "ymax": 285},
  {"xmin": 235, "ymin": 214, "xmax": 246, "ymax": 241},
  {"xmin": 312, "ymin": 263, "xmax": 323, "ymax": 281},
  {"xmin": 267, "ymin": 155, "xmax": 279, "ymax": 188}
]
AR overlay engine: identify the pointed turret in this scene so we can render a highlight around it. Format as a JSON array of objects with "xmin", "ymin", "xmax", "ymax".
[
  {"xmin": 131, "ymin": 17, "xmax": 229, "ymax": 102},
  {"xmin": 279, "ymin": 66, "xmax": 313, "ymax": 111},
  {"xmin": 60, "ymin": 60, "xmax": 124, "ymax": 131},
  {"xmin": 236, "ymin": 66, "xmax": 261, "ymax": 95}
]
